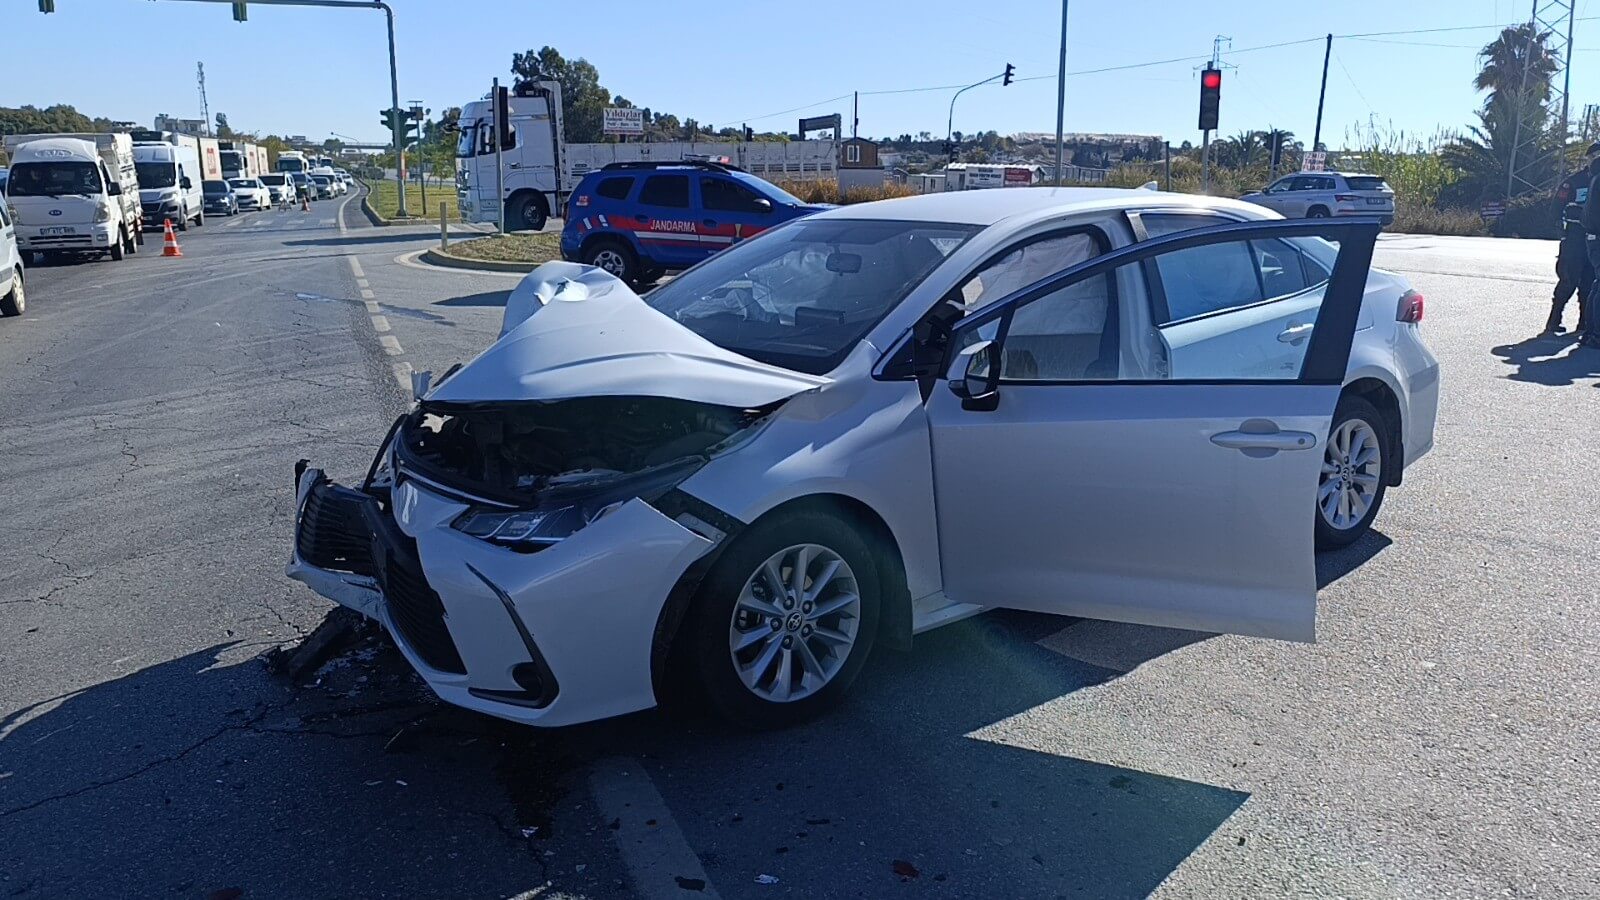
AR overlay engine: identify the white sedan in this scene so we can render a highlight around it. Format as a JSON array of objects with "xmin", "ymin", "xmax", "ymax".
[
  {"xmin": 227, "ymin": 177, "xmax": 270, "ymax": 211},
  {"xmin": 289, "ymin": 188, "xmax": 1438, "ymax": 729}
]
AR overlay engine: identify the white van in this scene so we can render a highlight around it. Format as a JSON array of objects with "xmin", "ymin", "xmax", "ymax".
[
  {"xmin": 133, "ymin": 142, "xmax": 205, "ymax": 230},
  {"xmin": 0, "ymin": 200, "xmax": 25, "ymax": 316},
  {"xmin": 1, "ymin": 135, "xmax": 142, "ymax": 263}
]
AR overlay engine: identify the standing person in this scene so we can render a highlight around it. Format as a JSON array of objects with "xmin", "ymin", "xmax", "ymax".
[
  {"xmin": 1555, "ymin": 142, "xmax": 1600, "ymax": 205},
  {"xmin": 1548, "ymin": 201, "xmax": 1591, "ymax": 333},
  {"xmin": 1581, "ymin": 155, "xmax": 1600, "ymax": 348}
]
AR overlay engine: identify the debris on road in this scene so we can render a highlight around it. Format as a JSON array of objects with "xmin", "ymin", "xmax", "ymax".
[
  {"xmin": 892, "ymin": 859, "xmax": 920, "ymax": 880},
  {"xmin": 262, "ymin": 607, "xmax": 364, "ymax": 682},
  {"xmin": 755, "ymin": 873, "xmax": 780, "ymax": 884}
]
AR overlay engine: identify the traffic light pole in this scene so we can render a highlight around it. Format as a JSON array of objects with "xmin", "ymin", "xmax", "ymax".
[
  {"xmin": 946, "ymin": 73, "xmax": 1004, "ymax": 163},
  {"xmin": 93, "ymin": 0, "xmax": 409, "ymax": 215}
]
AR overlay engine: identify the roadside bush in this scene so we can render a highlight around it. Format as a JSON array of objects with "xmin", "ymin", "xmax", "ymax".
[
  {"xmin": 1389, "ymin": 199, "xmax": 1487, "ymax": 236},
  {"xmin": 772, "ymin": 178, "xmax": 918, "ymax": 205},
  {"xmin": 1488, "ymin": 195, "xmax": 1561, "ymax": 239}
]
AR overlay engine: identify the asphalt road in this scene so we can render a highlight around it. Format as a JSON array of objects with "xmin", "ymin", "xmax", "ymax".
[{"xmin": 0, "ymin": 194, "xmax": 1595, "ymax": 900}]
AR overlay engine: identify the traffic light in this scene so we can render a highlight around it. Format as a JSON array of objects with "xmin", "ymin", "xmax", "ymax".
[
  {"xmin": 1002, "ymin": 63, "xmax": 1015, "ymax": 87},
  {"xmin": 38, "ymin": 0, "xmax": 55, "ymax": 12},
  {"xmin": 380, "ymin": 107, "xmax": 419, "ymax": 148},
  {"xmin": 1198, "ymin": 67, "xmax": 1222, "ymax": 131},
  {"xmin": 232, "ymin": 1, "xmax": 246, "ymax": 21},
  {"xmin": 743, "ymin": 124, "xmax": 754, "ymax": 142}
]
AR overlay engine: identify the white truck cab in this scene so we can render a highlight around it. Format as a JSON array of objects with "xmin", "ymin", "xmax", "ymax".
[
  {"xmin": 1, "ymin": 134, "xmax": 143, "ymax": 264},
  {"xmin": 455, "ymin": 81, "xmax": 566, "ymax": 231}
]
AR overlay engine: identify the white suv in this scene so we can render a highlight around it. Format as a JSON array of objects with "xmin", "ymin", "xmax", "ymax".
[
  {"xmin": 289, "ymin": 188, "xmax": 1438, "ymax": 730},
  {"xmin": 0, "ymin": 199, "xmax": 24, "ymax": 317},
  {"xmin": 1241, "ymin": 172, "xmax": 1395, "ymax": 225}
]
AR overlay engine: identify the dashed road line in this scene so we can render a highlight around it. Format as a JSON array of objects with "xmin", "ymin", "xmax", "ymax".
[
  {"xmin": 369, "ymin": 315, "xmax": 391, "ymax": 333},
  {"xmin": 360, "ymin": 288, "xmax": 376, "ymax": 300},
  {"xmin": 589, "ymin": 758, "xmax": 721, "ymax": 900},
  {"xmin": 378, "ymin": 335, "xmax": 403, "ymax": 355}
]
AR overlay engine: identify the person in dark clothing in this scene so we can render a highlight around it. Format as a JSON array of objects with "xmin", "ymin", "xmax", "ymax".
[
  {"xmin": 1556, "ymin": 142, "xmax": 1600, "ymax": 205},
  {"xmin": 1548, "ymin": 202, "xmax": 1592, "ymax": 333},
  {"xmin": 1582, "ymin": 156, "xmax": 1600, "ymax": 348}
]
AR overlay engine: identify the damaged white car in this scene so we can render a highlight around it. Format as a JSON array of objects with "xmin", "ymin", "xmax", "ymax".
[{"xmin": 290, "ymin": 188, "xmax": 1430, "ymax": 728}]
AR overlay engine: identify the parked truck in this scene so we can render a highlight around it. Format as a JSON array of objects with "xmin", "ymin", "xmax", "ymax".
[
  {"xmin": 198, "ymin": 136, "xmax": 222, "ymax": 180},
  {"xmin": 1, "ymin": 132, "xmax": 143, "ymax": 263},
  {"xmin": 454, "ymin": 81, "xmax": 836, "ymax": 231},
  {"xmin": 218, "ymin": 140, "xmax": 262, "ymax": 179},
  {"xmin": 130, "ymin": 130, "xmax": 206, "ymax": 231}
]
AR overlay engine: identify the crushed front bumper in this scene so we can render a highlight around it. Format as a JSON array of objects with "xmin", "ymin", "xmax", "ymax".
[{"xmin": 287, "ymin": 465, "xmax": 716, "ymax": 727}]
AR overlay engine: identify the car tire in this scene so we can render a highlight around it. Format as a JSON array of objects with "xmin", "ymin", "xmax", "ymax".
[
  {"xmin": 506, "ymin": 191, "xmax": 548, "ymax": 232},
  {"xmin": 1315, "ymin": 395, "xmax": 1390, "ymax": 550},
  {"xmin": 685, "ymin": 509, "xmax": 882, "ymax": 729},
  {"xmin": 134, "ymin": 227, "xmax": 145, "ymax": 246},
  {"xmin": 195, "ymin": 208, "xmax": 205, "ymax": 227},
  {"xmin": 583, "ymin": 239, "xmax": 638, "ymax": 283},
  {"xmin": 126, "ymin": 227, "xmax": 138, "ymax": 255},
  {"xmin": 1307, "ymin": 206, "xmax": 1331, "ymax": 219},
  {"xmin": 1, "ymin": 270, "xmax": 24, "ymax": 317},
  {"xmin": 110, "ymin": 228, "xmax": 127, "ymax": 261},
  {"xmin": 637, "ymin": 266, "xmax": 666, "ymax": 286},
  {"xmin": 178, "ymin": 213, "xmax": 189, "ymax": 232}
]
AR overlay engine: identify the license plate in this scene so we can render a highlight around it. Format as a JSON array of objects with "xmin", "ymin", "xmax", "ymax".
[
  {"xmin": 40, "ymin": 226, "xmax": 77, "ymax": 236},
  {"xmin": 1367, "ymin": 198, "xmax": 1390, "ymax": 206}
]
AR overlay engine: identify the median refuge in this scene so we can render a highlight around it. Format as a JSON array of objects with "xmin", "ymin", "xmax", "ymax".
[{"xmin": 421, "ymin": 232, "xmax": 563, "ymax": 273}]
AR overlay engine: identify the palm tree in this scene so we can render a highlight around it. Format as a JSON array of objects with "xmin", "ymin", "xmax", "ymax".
[{"xmin": 1475, "ymin": 24, "xmax": 1557, "ymax": 108}]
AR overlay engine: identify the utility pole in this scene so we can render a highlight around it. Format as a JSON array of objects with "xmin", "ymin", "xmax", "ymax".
[
  {"xmin": 1053, "ymin": 0, "xmax": 1069, "ymax": 185},
  {"xmin": 1313, "ymin": 33, "xmax": 1331, "ymax": 152},
  {"xmin": 196, "ymin": 62, "xmax": 211, "ymax": 136},
  {"xmin": 852, "ymin": 91, "xmax": 858, "ymax": 140},
  {"xmin": 493, "ymin": 79, "xmax": 506, "ymax": 234},
  {"xmin": 947, "ymin": 71, "xmax": 1006, "ymax": 165}
]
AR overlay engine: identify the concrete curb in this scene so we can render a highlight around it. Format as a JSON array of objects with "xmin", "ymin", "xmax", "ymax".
[
  {"xmin": 419, "ymin": 247, "xmax": 542, "ymax": 273},
  {"xmin": 356, "ymin": 180, "xmax": 431, "ymax": 228}
]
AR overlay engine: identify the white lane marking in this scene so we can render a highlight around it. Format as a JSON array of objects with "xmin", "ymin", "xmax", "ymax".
[
  {"xmin": 348, "ymin": 256, "xmax": 364, "ymax": 278},
  {"xmin": 356, "ymin": 278, "xmax": 370, "ymax": 289},
  {"xmin": 336, "ymin": 187, "xmax": 356, "ymax": 237},
  {"xmin": 360, "ymin": 288, "xmax": 376, "ymax": 300},
  {"xmin": 363, "ymin": 300, "xmax": 380, "ymax": 313},
  {"xmin": 378, "ymin": 335, "xmax": 403, "ymax": 355},
  {"xmin": 589, "ymin": 758, "xmax": 721, "ymax": 900},
  {"xmin": 390, "ymin": 361, "xmax": 413, "ymax": 392},
  {"xmin": 370, "ymin": 315, "xmax": 391, "ymax": 333}
]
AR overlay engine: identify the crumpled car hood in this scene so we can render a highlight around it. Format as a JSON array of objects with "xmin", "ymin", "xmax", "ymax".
[{"xmin": 426, "ymin": 262, "xmax": 829, "ymax": 407}]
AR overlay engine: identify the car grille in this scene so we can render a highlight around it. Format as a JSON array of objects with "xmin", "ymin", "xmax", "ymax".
[
  {"xmin": 363, "ymin": 501, "xmax": 467, "ymax": 675},
  {"xmin": 296, "ymin": 479, "xmax": 376, "ymax": 576}
]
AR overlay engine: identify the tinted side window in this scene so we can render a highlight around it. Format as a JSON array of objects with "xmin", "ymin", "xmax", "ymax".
[
  {"xmin": 1251, "ymin": 239, "xmax": 1311, "ymax": 298},
  {"xmin": 1153, "ymin": 242, "xmax": 1262, "ymax": 322},
  {"xmin": 595, "ymin": 176, "xmax": 634, "ymax": 200},
  {"xmin": 639, "ymin": 175, "xmax": 689, "ymax": 208},
  {"xmin": 700, "ymin": 177, "xmax": 767, "ymax": 213}
]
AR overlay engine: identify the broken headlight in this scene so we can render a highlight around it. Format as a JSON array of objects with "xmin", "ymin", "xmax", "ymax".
[{"xmin": 450, "ymin": 455, "xmax": 705, "ymax": 548}]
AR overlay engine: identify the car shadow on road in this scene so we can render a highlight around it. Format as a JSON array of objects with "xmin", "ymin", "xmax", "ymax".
[
  {"xmin": 1491, "ymin": 333, "xmax": 1600, "ymax": 385},
  {"xmin": 435, "ymin": 290, "xmax": 512, "ymax": 308},
  {"xmin": 578, "ymin": 610, "xmax": 1246, "ymax": 898},
  {"xmin": 1316, "ymin": 528, "xmax": 1394, "ymax": 588}
]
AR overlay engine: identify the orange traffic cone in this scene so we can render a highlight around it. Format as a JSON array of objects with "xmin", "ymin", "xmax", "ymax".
[{"xmin": 161, "ymin": 219, "xmax": 183, "ymax": 258}]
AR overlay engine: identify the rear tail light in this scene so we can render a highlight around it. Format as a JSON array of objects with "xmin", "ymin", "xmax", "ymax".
[
  {"xmin": 1397, "ymin": 290, "xmax": 1424, "ymax": 323},
  {"xmin": 1335, "ymin": 194, "xmax": 1360, "ymax": 202}
]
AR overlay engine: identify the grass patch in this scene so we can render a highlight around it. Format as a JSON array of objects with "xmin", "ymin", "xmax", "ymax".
[
  {"xmin": 364, "ymin": 177, "xmax": 459, "ymax": 223},
  {"xmin": 773, "ymin": 178, "xmax": 919, "ymax": 205},
  {"xmin": 444, "ymin": 232, "xmax": 562, "ymax": 264}
]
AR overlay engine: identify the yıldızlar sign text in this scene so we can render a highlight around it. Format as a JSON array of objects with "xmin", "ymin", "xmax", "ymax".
[{"xmin": 603, "ymin": 107, "xmax": 645, "ymax": 136}]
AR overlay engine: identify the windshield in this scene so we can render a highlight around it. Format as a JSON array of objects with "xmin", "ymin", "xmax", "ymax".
[
  {"xmin": 203, "ymin": 180, "xmax": 229, "ymax": 195},
  {"xmin": 313, "ymin": 176, "xmax": 330, "ymax": 184},
  {"xmin": 135, "ymin": 161, "xmax": 178, "ymax": 189},
  {"xmin": 260, "ymin": 174, "xmax": 285, "ymax": 186},
  {"xmin": 736, "ymin": 172, "xmax": 802, "ymax": 206},
  {"xmin": 229, "ymin": 179, "xmax": 255, "ymax": 189},
  {"xmin": 278, "ymin": 159, "xmax": 306, "ymax": 173},
  {"xmin": 456, "ymin": 124, "xmax": 477, "ymax": 158},
  {"xmin": 7, "ymin": 161, "xmax": 103, "ymax": 197},
  {"xmin": 1344, "ymin": 175, "xmax": 1389, "ymax": 192},
  {"xmin": 644, "ymin": 218, "xmax": 980, "ymax": 375}
]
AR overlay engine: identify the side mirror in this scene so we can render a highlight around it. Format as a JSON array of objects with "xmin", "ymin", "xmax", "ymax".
[
  {"xmin": 948, "ymin": 339, "xmax": 1000, "ymax": 411},
  {"xmin": 106, "ymin": 182, "xmax": 123, "ymax": 196},
  {"xmin": 752, "ymin": 197, "xmax": 773, "ymax": 213},
  {"xmin": 181, "ymin": 177, "xmax": 193, "ymax": 189}
]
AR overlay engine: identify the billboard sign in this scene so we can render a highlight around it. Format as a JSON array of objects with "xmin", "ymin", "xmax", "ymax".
[{"xmin": 603, "ymin": 107, "xmax": 645, "ymax": 136}]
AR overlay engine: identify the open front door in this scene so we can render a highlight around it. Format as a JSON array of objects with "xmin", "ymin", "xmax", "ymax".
[{"xmin": 925, "ymin": 217, "xmax": 1381, "ymax": 641}]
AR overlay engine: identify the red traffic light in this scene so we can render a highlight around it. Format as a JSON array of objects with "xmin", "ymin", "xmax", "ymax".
[{"xmin": 1201, "ymin": 69, "xmax": 1222, "ymax": 89}]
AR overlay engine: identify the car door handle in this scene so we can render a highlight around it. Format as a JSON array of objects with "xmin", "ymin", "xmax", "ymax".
[
  {"xmin": 1277, "ymin": 322, "xmax": 1315, "ymax": 344},
  {"xmin": 1210, "ymin": 429, "xmax": 1318, "ymax": 451}
]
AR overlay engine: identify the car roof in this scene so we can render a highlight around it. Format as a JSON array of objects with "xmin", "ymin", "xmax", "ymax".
[{"xmin": 806, "ymin": 186, "xmax": 1274, "ymax": 226}]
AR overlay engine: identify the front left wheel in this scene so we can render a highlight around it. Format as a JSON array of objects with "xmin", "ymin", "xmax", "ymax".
[
  {"xmin": 1, "ymin": 271, "xmax": 24, "ymax": 317},
  {"xmin": 685, "ymin": 510, "xmax": 881, "ymax": 729},
  {"xmin": 1315, "ymin": 395, "xmax": 1389, "ymax": 549}
]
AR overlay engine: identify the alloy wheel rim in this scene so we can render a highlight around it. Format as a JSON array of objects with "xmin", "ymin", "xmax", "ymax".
[
  {"xmin": 1319, "ymin": 418, "xmax": 1382, "ymax": 530},
  {"xmin": 728, "ymin": 543, "xmax": 860, "ymax": 703},
  {"xmin": 593, "ymin": 249, "xmax": 626, "ymax": 275},
  {"xmin": 13, "ymin": 280, "xmax": 23, "ymax": 313}
]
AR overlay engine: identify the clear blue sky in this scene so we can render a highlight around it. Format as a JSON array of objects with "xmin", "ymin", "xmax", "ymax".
[{"xmin": 1, "ymin": 0, "xmax": 1589, "ymax": 148}]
